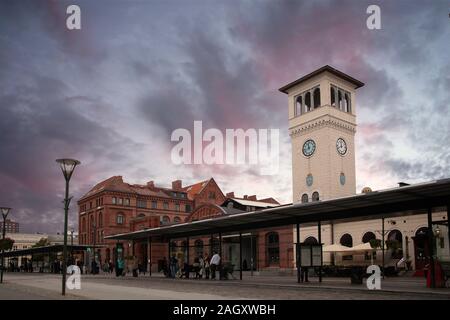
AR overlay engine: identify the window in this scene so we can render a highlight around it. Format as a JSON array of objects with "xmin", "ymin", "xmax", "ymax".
[
  {"xmin": 313, "ymin": 87, "xmax": 321, "ymax": 108},
  {"xmin": 151, "ymin": 201, "xmax": 157, "ymax": 209},
  {"xmin": 161, "ymin": 215, "xmax": 170, "ymax": 225},
  {"xmin": 305, "ymin": 92, "xmax": 311, "ymax": 112},
  {"xmin": 185, "ymin": 204, "xmax": 192, "ymax": 213},
  {"xmin": 137, "ymin": 199, "xmax": 147, "ymax": 208},
  {"xmin": 312, "ymin": 192, "xmax": 320, "ymax": 202},
  {"xmin": 98, "ymin": 212, "xmax": 103, "ymax": 228},
  {"xmin": 266, "ymin": 232, "xmax": 280, "ymax": 265},
  {"xmin": 163, "ymin": 202, "xmax": 169, "ymax": 210},
  {"xmin": 124, "ymin": 198, "xmax": 130, "ymax": 206},
  {"xmin": 90, "ymin": 202, "xmax": 93, "ymax": 209},
  {"xmin": 112, "ymin": 197, "xmax": 117, "ymax": 205},
  {"xmin": 175, "ymin": 203, "xmax": 180, "ymax": 211},
  {"xmin": 304, "ymin": 236, "xmax": 318, "ymax": 245},
  {"xmin": 117, "ymin": 198, "xmax": 123, "ymax": 205},
  {"xmin": 301, "ymin": 194, "xmax": 308, "ymax": 203},
  {"xmin": 208, "ymin": 192, "xmax": 216, "ymax": 199},
  {"xmin": 362, "ymin": 232, "xmax": 376, "ymax": 243},
  {"xmin": 174, "ymin": 216, "xmax": 181, "ymax": 223},
  {"xmin": 331, "ymin": 86, "xmax": 336, "ymax": 107},
  {"xmin": 116, "ymin": 214, "xmax": 124, "ymax": 225},
  {"xmin": 340, "ymin": 233, "xmax": 353, "ymax": 247},
  {"xmin": 295, "ymin": 95, "xmax": 302, "ymax": 116}
]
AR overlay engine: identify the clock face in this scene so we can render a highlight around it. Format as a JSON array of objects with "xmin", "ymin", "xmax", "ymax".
[
  {"xmin": 336, "ymin": 138, "xmax": 347, "ymax": 155},
  {"xmin": 302, "ymin": 139, "xmax": 316, "ymax": 157}
]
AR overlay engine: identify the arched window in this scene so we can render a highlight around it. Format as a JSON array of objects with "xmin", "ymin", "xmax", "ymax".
[
  {"xmin": 81, "ymin": 217, "xmax": 86, "ymax": 233},
  {"xmin": 304, "ymin": 236, "xmax": 318, "ymax": 245},
  {"xmin": 345, "ymin": 93, "xmax": 351, "ymax": 113},
  {"xmin": 362, "ymin": 231, "xmax": 376, "ymax": 243},
  {"xmin": 330, "ymin": 86, "xmax": 336, "ymax": 107},
  {"xmin": 304, "ymin": 92, "xmax": 311, "ymax": 112},
  {"xmin": 312, "ymin": 192, "xmax": 320, "ymax": 202},
  {"xmin": 340, "ymin": 233, "xmax": 353, "ymax": 247},
  {"xmin": 266, "ymin": 232, "xmax": 280, "ymax": 265},
  {"xmin": 415, "ymin": 227, "xmax": 428, "ymax": 237},
  {"xmin": 313, "ymin": 87, "xmax": 321, "ymax": 108},
  {"xmin": 338, "ymin": 90, "xmax": 343, "ymax": 110},
  {"xmin": 161, "ymin": 215, "xmax": 170, "ymax": 225},
  {"xmin": 295, "ymin": 95, "xmax": 303, "ymax": 116},
  {"xmin": 174, "ymin": 216, "xmax": 181, "ymax": 224},
  {"xmin": 387, "ymin": 229, "xmax": 403, "ymax": 258},
  {"xmin": 98, "ymin": 212, "xmax": 103, "ymax": 228},
  {"xmin": 194, "ymin": 240, "xmax": 203, "ymax": 257},
  {"xmin": 301, "ymin": 194, "xmax": 309, "ymax": 203}
]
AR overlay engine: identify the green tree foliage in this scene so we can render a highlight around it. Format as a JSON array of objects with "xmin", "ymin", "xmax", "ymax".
[{"xmin": 0, "ymin": 237, "xmax": 14, "ymax": 251}]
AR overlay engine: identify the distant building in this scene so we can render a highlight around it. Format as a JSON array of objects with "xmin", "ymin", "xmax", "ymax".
[{"xmin": 0, "ymin": 219, "xmax": 19, "ymax": 233}]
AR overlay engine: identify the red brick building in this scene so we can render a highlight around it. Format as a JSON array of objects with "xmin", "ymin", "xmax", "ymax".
[{"xmin": 78, "ymin": 176, "xmax": 293, "ymax": 272}]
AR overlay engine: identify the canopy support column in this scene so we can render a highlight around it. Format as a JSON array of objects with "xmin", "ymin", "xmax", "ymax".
[
  {"xmin": 296, "ymin": 223, "xmax": 300, "ymax": 284},
  {"xmin": 239, "ymin": 232, "xmax": 243, "ymax": 280},
  {"xmin": 318, "ymin": 220, "xmax": 322, "ymax": 283},
  {"xmin": 427, "ymin": 207, "xmax": 436, "ymax": 288}
]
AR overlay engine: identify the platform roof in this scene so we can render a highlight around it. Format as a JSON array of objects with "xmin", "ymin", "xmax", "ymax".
[
  {"xmin": 105, "ymin": 179, "xmax": 450, "ymax": 241},
  {"xmin": 0, "ymin": 244, "xmax": 99, "ymax": 258}
]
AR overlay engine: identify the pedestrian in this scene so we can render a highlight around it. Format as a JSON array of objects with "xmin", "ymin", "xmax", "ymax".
[
  {"xmin": 132, "ymin": 256, "xmax": 139, "ymax": 277},
  {"xmin": 210, "ymin": 251, "xmax": 221, "ymax": 280},
  {"xmin": 116, "ymin": 257, "xmax": 125, "ymax": 277},
  {"xmin": 199, "ymin": 256, "xmax": 205, "ymax": 279},
  {"xmin": 170, "ymin": 255, "xmax": 178, "ymax": 278},
  {"xmin": 204, "ymin": 254, "xmax": 210, "ymax": 279},
  {"xmin": 193, "ymin": 257, "xmax": 200, "ymax": 279}
]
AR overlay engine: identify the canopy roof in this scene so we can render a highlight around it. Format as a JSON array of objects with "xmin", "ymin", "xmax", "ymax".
[
  {"xmin": 0, "ymin": 244, "xmax": 99, "ymax": 258},
  {"xmin": 105, "ymin": 178, "xmax": 450, "ymax": 241}
]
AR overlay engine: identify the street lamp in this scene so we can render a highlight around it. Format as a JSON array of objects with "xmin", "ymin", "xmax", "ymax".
[
  {"xmin": 1, "ymin": 207, "xmax": 11, "ymax": 283},
  {"xmin": 70, "ymin": 228, "xmax": 75, "ymax": 262},
  {"xmin": 56, "ymin": 158, "xmax": 80, "ymax": 296}
]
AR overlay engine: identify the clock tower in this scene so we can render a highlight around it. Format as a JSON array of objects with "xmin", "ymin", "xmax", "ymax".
[{"xmin": 279, "ymin": 66, "xmax": 364, "ymax": 203}]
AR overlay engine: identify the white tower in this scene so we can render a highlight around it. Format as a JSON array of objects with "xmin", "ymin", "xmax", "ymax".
[{"xmin": 279, "ymin": 66, "xmax": 364, "ymax": 203}]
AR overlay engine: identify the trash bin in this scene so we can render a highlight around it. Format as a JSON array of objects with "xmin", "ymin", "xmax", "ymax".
[{"xmin": 350, "ymin": 266, "xmax": 363, "ymax": 284}]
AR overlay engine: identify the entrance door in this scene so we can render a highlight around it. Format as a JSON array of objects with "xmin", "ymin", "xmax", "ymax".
[{"xmin": 412, "ymin": 227, "xmax": 429, "ymax": 271}]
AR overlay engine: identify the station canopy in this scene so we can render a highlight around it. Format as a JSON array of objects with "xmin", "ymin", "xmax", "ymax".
[{"xmin": 105, "ymin": 179, "xmax": 450, "ymax": 241}]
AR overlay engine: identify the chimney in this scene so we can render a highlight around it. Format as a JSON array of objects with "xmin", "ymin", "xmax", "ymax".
[
  {"xmin": 247, "ymin": 195, "xmax": 257, "ymax": 201},
  {"xmin": 226, "ymin": 192, "xmax": 235, "ymax": 198},
  {"xmin": 147, "ymin": 181, "xmax": 155, "ymax": 188},
  {"xmin": 243, "ymin": 195, "xmax": 248, "ymax": 199},
  {"xmin": 172, "ymin": 180, "xmax": 182, "ymax": 190}
]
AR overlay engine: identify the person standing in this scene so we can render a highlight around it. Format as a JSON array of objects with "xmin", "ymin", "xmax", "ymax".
[
  {"xmin": 116, "ymin": 257, "xmax": 125, "ymax": 277},
  {"xmin": 204, "ymin": 254, "xmax": 210, "ymax": 279},
  {"xmin": 210, "ymin": 251, "xmax": 221, "ymax": 280},
  {"xmin": 170, "ymin": 255, "xmax": 178, "ymax": 278}
]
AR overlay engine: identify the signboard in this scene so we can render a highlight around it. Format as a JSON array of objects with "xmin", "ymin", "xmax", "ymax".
[{"xmin": 296, "ymin": 243, "xmax": 323, "ymax": 267}]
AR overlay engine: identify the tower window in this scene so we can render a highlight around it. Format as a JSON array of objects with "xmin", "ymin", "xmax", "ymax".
[
  {"xmin": 345, "ymin": 93, "xmax": 351, "ymax": 113},
  {"xmin": 295, "ymin": 95, "xmax": 302, "ymax": 116},
  {"xmin": 301, "ymin": 193, "xmax": 309, "ymax": 203},
  {"xmin": 305, "ymin": 92, "xmax": 311, "ymax": 112},
  {"xmin": 331, "ymin": 86, "xmax": 336, "ymax": 107},
  {"xmin": 312, "ymin": 192, "xmax": 320, "ymax": 202},
  {"xmin": 313, "ymin": 88, "xmax": 321, "ymax": 108}
]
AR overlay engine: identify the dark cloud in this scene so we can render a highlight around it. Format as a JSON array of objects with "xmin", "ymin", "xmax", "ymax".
[{"xmin": 0, "ymin": 0, "xmax": 449, "ymax": 232}]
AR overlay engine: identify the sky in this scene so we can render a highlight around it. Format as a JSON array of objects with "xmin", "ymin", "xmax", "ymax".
[{"xmin": 0, "ymin": 0, "xmax": 449, "ymax": 234}]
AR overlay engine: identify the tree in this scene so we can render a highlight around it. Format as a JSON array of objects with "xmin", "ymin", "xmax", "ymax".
[
  {"xmin": 31, "ymin": 238, "xmax": 51, "ymax": 261},
  {"xmin": 0, "ymin": 238, "xmax": 14, "ymax": 251},
  {"xmin": 369, "ymin": 238, "xmax": 382, "ymax": 249}
]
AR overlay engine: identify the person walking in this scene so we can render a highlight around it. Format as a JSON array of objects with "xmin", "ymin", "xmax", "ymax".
[
  {"xmin": 116, "ymin": 257, "xmax": 125, "ymax": 277},
  {"xmin": 170, "ymin": 255, "xmax": 178, "ymax": 278},
  {"xmin": 210, "ymin": 251, "xmax": 221, "ymax": 280}
]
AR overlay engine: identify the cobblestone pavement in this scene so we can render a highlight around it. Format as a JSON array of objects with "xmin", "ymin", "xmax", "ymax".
[{"xmin": 1, "ymin": 272, "xmax": 449, "ymax": 300}]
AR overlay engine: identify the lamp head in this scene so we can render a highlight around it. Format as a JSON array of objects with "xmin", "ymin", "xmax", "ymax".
[
  {"xmin": 1, "ymin": 207, "xmax": 11, "ymax": 219},
  {"xmin": 55, "ymin": 158, "xmax": 81, "ymax": 181}
]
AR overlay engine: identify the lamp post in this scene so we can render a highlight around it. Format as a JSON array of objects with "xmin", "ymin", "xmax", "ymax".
[
  {"xmin": 92, "ymin": 222, "xmax": 97, "ymax": 274},
  {"xmin": 70, "ymin": 228, "xmax": 74, "ymax": 262},
  {"xmin": 1, "ymin": 207, "xmax": 11, "ymax": 283},
  {"xmin": 56, "ymin": 158, "xmax": 80, "ymax": 296}
]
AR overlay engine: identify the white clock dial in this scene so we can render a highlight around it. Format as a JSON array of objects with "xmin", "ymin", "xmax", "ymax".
[{"xmin": 336, "ymin": 138, "xmax": 347, "ymax": 155}]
